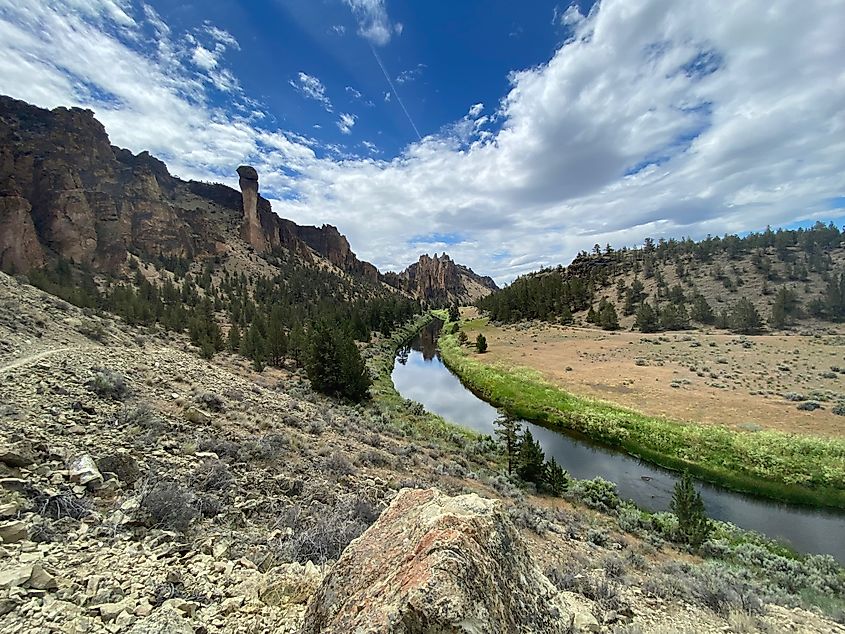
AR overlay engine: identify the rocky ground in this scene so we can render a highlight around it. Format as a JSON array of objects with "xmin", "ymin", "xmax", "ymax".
[{"xmin": 1, "ymin": 272, "xmax": 843, "ymax": 633}]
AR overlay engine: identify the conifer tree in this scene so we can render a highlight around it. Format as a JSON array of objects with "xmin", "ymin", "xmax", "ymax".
[
  {"xmin": 448, "ymin": 304, "xmax": 460, "ymax": 322},
  {"xmin": 475, "ymin": 333, "xmax": 488, "ymax": 353},
  {"xmin": 494, "ymin": 414, "xmax": 521, "ymax": 475},
  {"xmin": 635, "ymin": 302, "xmax": 659, "ymax": 332},
  {"xmin": 545, "ymin": 458, "xmax": 569, "ymax": 496},
  {"xmin": 517, "ymin": 429, "xmax": 546, "ymax": 484},
  {"xmin": 670, "ymin": 472, "xmax": 712, "ymax": 549},
  {"xmin": 305, "ymin": 322, "xmax": 371, "ymax": 402},
  {"xmin": 227, "ymin": 322, "xmax": 241, "ymax": 352}
]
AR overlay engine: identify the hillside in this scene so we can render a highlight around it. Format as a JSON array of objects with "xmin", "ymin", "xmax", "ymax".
[
  {"xmin": 1, "ymin": 272, "xmax": 844, "ymax": 633},
  {"xmin": 478, "ymin": 225, "xmax": 845, "ymax": 333}
]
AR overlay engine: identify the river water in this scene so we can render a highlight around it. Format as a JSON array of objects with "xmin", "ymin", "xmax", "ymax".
[{"xmin": 391, "ymin": 320, "xmax": 845, "ymax": 563}]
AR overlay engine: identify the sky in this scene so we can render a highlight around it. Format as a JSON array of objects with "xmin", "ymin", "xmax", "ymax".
[{"xmin": 0, "ymin": 0, "xmax": 843, "ymax": 284}]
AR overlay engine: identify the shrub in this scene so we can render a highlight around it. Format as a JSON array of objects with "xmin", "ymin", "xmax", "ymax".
[
  {"xmin": 88, "ymin": 368, "xmax": 130, "ymax": 400},
  {"xmin": 195, "ymin": 392, "xmax": 226, "ymax": 412},
  {"xmin": 324, "ymin": 451, "xmax": 356, "ymax": 477},
  {"xmin": 192, "ymin": 460, "xmax": 234, "ymax": 492},
  {"xmin": 278, "ymin": 496, "xmax": 376, "ymax": 564},
  {"xmin": 117, "ymin": 402, "xmax": 159, "ymax": 428},
  {"xmin": 141, "ymin": 481, "xmax": 198, "ymax": 532},
  {"xmin": 570, "ymin": 477, "xmax": 620, "ymax": 511}
]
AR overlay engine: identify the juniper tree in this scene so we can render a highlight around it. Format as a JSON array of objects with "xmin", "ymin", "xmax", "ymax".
[{"xmin": 475, "ymin": 333, "xmax": 488, "ymax": 353}]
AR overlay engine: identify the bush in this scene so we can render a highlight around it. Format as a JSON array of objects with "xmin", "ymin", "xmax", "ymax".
[
  {"xmin": 729, "ymin": 298, "xmax": 763, "ymax": 334},
  {"xmin": 570, "ymin": 477, "xmax": 620, "ymax": 511},
  {"xmin": 88, "ymin": 368, "xmax": 130, "ymax": 400},
  {"xmin": 324, "ymin": 451, "xmax": 356, "ymax": 477},
  {"xmin": 278, "ymin": 495, "xmax": 377, "ymax": 564},
  {"xmin": 141, "ymin": 482, "xmax": 198, "ymax": 532}
]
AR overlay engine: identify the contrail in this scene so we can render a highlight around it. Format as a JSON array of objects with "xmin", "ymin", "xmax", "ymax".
[{"xmin": 370, "ymin": 44, "xmax": 422, "ymax": 141}]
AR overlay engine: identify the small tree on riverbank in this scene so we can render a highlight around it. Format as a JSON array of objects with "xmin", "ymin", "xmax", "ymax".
[
  {"xmin": 494, "ymin": 414, "xmax": 521, "ymax": 475},
  {"xmin": 475, "ymin": 333, "xmax": 488, "ymax": 353},
  {"xmin": 448, "ymin": 304, "xmax": 460, "ymax": 322},
  {"xmin": 670, "ymin": 471, "xmax": 712, "ymax": 549},
  {"xmin": 516, "ymin": 429, "xmax": 546, "ymax": 484},
  {"xmin": 457, "ymin": 330, "xmax": 468, "ymax": 345}
]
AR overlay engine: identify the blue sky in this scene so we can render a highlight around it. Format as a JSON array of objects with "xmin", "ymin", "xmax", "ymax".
[{"xmin": 0, "ymin": 0, "xmax": 843, "ymax": 283}]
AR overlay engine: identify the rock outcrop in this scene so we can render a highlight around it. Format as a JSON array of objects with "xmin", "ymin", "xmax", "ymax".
[
  {"xmin": 301, "ymin": 488, "xmax": 569, "ymax": 634},
  {"xmin": 237, "ymin": 165, "xmax": 268, "ymax": 253},
  {"xmin": 0, "ymin": 95, "xmax": 380, "ymax": 284},
  {"xmin": 294, "ymin": 224, "xmax": 379, "ymax": 283},
  {"xmin": 387, "ymin": 253, "xmax": 499, "ymax": 306}
]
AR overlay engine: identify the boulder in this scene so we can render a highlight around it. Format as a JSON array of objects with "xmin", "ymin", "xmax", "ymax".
[
  {"xmin": 0, "ymin": 520, "xmax": 27, "ymax": 544},
  {"xmin": 0, "ymin": 441, "xmax": 35, "ymax": 468},
  {"xmin": 67, "ymin": 453, "xmax": 103, "ymax": 489},
  {"xmin": 301, "ymin": 488, "xmax": 569, "ymax": 634}
]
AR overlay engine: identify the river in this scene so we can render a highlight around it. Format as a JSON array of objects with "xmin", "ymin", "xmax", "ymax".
[{"xmin": 391, "ymin": 319, "xmax": 845, "ymax": 563}]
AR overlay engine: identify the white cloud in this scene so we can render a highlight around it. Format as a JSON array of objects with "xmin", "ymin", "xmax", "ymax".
[
  {"xmin": 342, "ymin": 0, "xmax": 399, "ymax": 46},
  {"xmin": 191, "ymin": 45, "xmax": 217, "ymax": 70},
  {"xmin": 337, "ymin": 112, "xmax": 357, "ymax": 134},
  {"xmin": 396, "ymin": 63, "xmax": 426, "ymax": 84},
  {"xmin": 345, "ymin": 85, "xmax": 363, "ymax": 99},
  {"xmin": 331, "ymin": 25, "xmax": 345, "ymax": 35},
  {"xmin": 383, "ymin": 91, "xmax": 391, "ymax": 102},
  {"xmin": 560, "ymin": 4, "xmax": 584, "ymax": 26},
  {"xmin": 0, "ymin": 0, "xmax": 843, "ymax": 285},
  {"xmin": 468, "ymin": 103, "xmax": 484, "ymax": 118},
  {"xmin": 289, "ymin": 72, "xmax": 333, "ymax": 112}
]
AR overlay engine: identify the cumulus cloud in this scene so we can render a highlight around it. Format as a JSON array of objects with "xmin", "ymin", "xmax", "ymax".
[
  {"xmin": 337, "ymin": 112, "xmax": 357, "ymax": 134},
  {"xmin": 0, "ymin": 0, "xmax": 843, "ymax": 284},
  {"xmin": 289, "ymin": 72, "xmax": 333, "ymax": 111},
  {"xmin": 342, "ymin": 0, "xmax": 400, "ymax": 46},
  {"xmin": 468, "ymin": 103, "xmax": 484, "ymax": 118}
]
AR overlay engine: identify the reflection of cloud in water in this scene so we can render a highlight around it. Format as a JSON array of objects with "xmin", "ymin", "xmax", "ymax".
[{"xmin": 390, "ymin": 334, "xmax": 845, "ymax": 563}]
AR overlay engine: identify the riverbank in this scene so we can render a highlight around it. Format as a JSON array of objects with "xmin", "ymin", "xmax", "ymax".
[
  {"xmin": 363, "ymin": 312, "xmax": 490, "ymax": 448},
  {"xmin": 438, "ymin": 313, "xmax": 845, "ymax": 509}
]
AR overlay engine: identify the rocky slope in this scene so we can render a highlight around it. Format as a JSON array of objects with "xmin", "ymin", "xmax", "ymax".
[
  {"xmin": 386, "ymin": 253, "xmax": 498, "ymax": 306},
  {"xmin": 0, "ymin": 95, "xmax": 378, "ymax": 285},
  {"xmin": 1, "ymin": 271, "xmax": 842, "ymax": 633}
]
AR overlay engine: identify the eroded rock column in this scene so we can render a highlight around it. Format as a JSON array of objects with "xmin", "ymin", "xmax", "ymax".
[{"xmin": 237, "ymin": 165, "xmax": 268, "ymax": 252}]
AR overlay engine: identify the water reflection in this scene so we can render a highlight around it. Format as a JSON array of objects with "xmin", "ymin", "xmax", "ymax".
[{"xmin": 391, "ymin": 320, "xmax": 845, "ymax": 563}]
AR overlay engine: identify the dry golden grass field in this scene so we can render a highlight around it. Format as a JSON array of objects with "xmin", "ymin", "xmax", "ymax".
[{"xmin": 460, "ymin": 309, "xmax": 845, "ymax": 439}]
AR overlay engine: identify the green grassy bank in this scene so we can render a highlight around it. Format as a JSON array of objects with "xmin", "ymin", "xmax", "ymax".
[
  {"xmin": 438, "ymin": 314, "xmax": 845, "ymax": 509},
  {"xmin": 363, "ymin": 312, "xmax": 488, "ymax": 447}
]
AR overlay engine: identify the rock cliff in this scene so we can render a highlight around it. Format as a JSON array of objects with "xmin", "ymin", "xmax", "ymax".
[
  {"xmin": 0, "ymin": 95, "xmax": 378, "ymax": 283},
  {"xmin": 388, "ymin": 253, "xmax": 499, "ymax": 306}
]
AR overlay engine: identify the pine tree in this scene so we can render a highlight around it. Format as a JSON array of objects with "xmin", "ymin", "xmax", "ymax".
[
  {"xmin": 305, "ymin": 322, "xmax": 371, "ymax": 402},
  {"xmin": 690, "ymin": 294, "xmax": 715, "ymax": 324},
  {"xmin": 598, "ymin": 301, "xmax": 619, "ymax": 330},
  {"xmin": 457, "ymin": 330, "xmax": 469, "ymax": 345},
  {"xmin": 494, "ymin": 414, "xmax": 521, "ymax": 475},
  {"xmin": 475, "ymin": 333, "xmax": 488, "ymax": 353},
  {"xmin": 635, "ymin": 302, "xmax": 659, "ymax": 332},
  {"xmin": 545, "ymin": 457, "xmax": 569, "ymax": 496},
  {"xmin": 241, "ymin": 321, "xmax": 266, "ymax": 371},
  {"xmin": 516, "ymin": 429, "xmax": 546, "ymax": 484},
  {"xmin": 670, "ymin": 472, "xmax": 712, "ymax": 549},
  {"xmin": 266, "ymin": 307, "xmax": 288, "ymax": 368},
  {"xmin": 729, "ymin": 298, "xmax": 763, "ymax": 334},
  {"xmin": 448, "ymin": 304, "xmax": 460, "ymax": 322},
  {"xmin": 227, "ymin": 322, "xmax": 241, "ymax": 352}
]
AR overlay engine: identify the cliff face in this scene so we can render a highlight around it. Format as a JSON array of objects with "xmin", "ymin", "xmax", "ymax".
[
  {"xmin": 0, "ymin": 95, "xmax": 378, "ymax": 283},
  {"xmin": 389, "ymin": 253, "xmax": 499, "ymax": 306}
]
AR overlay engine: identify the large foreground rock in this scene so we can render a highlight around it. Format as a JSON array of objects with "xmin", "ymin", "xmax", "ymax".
[{"xmin": 301, "ymin": 488, "xmax": 569, "ymax": 634}]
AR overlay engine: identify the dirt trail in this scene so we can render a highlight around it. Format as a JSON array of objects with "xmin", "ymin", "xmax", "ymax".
[{"xmin": 0, "ymin": 347, "xmax": 79, "ymax": 374}]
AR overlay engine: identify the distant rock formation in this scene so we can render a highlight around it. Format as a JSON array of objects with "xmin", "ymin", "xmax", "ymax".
[
  {"xmin": 237, "ymin": 165, "xmax": 267, "ymax": 253},
  {"xmin": 301, "ymin": 488, "xmax": 569, "ymax": 633},
  {"xmin": 387, "ymin": 253, "xmax": 499, "ymax": 306},
  {"xmin": 0, "ymin": 95, "xmax": 381, "ymax": 283},
  {"xmin": 294, "ymin": 224, "xmax": 379, "ymax": 283}
]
